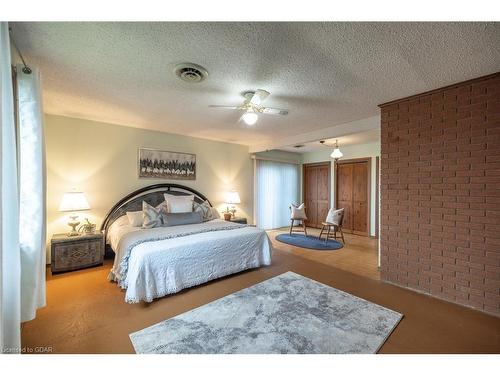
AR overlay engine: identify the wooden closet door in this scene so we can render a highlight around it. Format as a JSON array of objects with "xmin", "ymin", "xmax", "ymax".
[
  {"xmin": 316, "ymin": 166, "xmax": 330, "ymax": 226},
  {"xmin": 336, "ymin": 159, "xmax": 370, "ymax": 236},
  {"xmin": 353, "ymin": 162, "xmax": 368, "ymax": 234},
  {"xmin": 337, "ymin": 163, "xmax": 353, "ymax": 231},
  {"xmin": 304, "ymin": 166, "xmax": 318, "ymax": 227},
  {"xmin": 303, "ymin": 163, "xmax": 330, "ymax": 228}
]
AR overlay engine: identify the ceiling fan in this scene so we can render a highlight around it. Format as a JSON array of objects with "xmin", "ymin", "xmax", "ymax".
[{"xmin": 209, "ymin": 89, "xmax": 289, "ymax": 125}]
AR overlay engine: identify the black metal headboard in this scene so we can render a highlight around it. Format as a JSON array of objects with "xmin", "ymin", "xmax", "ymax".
[{"xmin": 100, "ymin": 183, "xmax": 212, "ymax": 233}]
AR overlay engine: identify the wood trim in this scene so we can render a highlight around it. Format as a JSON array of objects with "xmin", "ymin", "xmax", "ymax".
[
  {"xmin": 303, "ymin": 161, "xmax": 332, "ymax": 168},
  {"xmin": 334, "ymin": 157, "xmax": 371, "ymax": 237},
  {"xmin": 335, "ymin": 157, "xmax": 372, "ymax": 165},
  {"xmin": 378, "ymin": 71, "xmax": 500, "ymax": 108},
  {"xmin": 374, "ymin": 156, "xmax": 379, "ymax": 239}
]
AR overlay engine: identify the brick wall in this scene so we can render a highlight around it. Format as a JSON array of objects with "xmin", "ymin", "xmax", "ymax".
[{"xmin": 379, "ymin": 73, "xmax": 500, "ymax": 317}]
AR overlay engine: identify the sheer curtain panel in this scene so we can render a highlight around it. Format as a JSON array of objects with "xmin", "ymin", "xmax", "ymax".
[
  {"xmin": 255, "ymin": 159, "xmax": 300, "ymax": 230},
  {"xmin": 17, "ymin": 64, "xmax": 46, "ymax": 322},
  {"xmin": 0, "ymin": 22, "xmax": 21, "ymax": 353}
]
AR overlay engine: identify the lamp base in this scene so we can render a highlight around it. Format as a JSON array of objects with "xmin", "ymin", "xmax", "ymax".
[{"xmin": 67, "ymin": 215, "xmax": 80, "ymax": 237}]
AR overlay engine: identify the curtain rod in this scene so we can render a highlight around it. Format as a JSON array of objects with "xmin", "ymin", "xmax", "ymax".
[
  {"xmin": 251, "ymin": 155, "xmax": 301, "ymax": 165},
  {"xmin": 8, "ymin": 27, "xmax": 31, "ymax": 74}
]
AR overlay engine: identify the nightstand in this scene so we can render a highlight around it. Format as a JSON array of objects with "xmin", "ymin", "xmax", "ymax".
[
  {"xmin": 229, "ymin": 217, "xmax": 247, "ymax": 224},
  {"xmin": 51, "ymin": 232, "xmax": 104, "ymax": 273}
]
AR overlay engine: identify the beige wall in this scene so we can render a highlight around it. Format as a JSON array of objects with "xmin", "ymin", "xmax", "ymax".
[
  {"xmin": 301, "ymin": 142, "xmax": 380, "ymax": 237},
  {"xmin": 45, "ymin": 114, "xmax": 253, "ymax": 261}
]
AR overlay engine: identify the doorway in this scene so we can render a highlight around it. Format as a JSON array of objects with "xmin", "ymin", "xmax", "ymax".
[
  {"xmin": 303, "ymin": 162, "xmax": 330, "ymax": 228},
  {"xmin": 335, "ymin": 158, "xmax": 371, "ymax": 236}
]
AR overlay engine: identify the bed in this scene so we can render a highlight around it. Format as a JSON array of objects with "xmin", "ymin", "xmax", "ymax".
[{"xmin": 101, "ymin": 184, "xmax": 272, "ymax": 303}]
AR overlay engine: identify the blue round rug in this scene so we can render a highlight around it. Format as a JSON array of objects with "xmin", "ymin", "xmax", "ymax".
[{"xmin": 275, "ymin": 233, "xmax": 343, "ymax": 251}]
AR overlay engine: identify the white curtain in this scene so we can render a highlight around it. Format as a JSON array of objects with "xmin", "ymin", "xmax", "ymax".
[
  {"xmin": 17, "ymin": 64, "xmax": 46, "ymax": 322},
  {"xmin": 0, "ymin": 23, "xmax": 46, "ymax": 353},
  {"xmin": 0, "ymin": 22, "xmax": 21, "ymax": 353},
  {"xmin": 255, "ymin": 159, "xmax": 299, "ymax": 230}
]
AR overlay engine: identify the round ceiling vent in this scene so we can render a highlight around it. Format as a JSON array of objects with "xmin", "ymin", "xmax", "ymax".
[{"xmin": 174, "ymin": 63, "xmax": 208, "ymax": 83}]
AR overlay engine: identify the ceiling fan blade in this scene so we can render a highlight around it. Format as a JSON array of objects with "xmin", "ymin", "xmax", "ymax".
[
  {"xmin": 262, "ymin": 107, "xmax": 289, "ymax": 116},
  {"xmin": 250, "ymin": 89, "xmax": 270, "ymax": 106},
  {"xmin": 209, "ymin": 105, "xmax": 240, "ymax": 110}
]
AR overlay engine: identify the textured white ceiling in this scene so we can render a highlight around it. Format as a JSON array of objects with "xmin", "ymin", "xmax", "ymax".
[
  {"xmin": 11, "ymin": 22, "xmax": 500, "ymax": 146},
  {"xmin": 278, "ymin": 129, "xmax": 380, "ymax": 153}
]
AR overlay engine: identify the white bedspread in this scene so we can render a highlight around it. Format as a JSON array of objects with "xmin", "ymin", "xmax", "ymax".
[{"xmin": 107, "ymin": 219, "xmax": 272, "ymax": 303}]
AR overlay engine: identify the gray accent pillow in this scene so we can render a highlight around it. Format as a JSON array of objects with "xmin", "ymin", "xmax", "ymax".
[
  {"xmin": 163, "ymin": 211, "xmax": 203, "ymax": 227},
  {"xmin": 142, "ymin": 201, "xmax": 165, "ymax": 229},
  {"xmin": 193, "ymin": 200, "xmax": 214, "ymax": 221}
]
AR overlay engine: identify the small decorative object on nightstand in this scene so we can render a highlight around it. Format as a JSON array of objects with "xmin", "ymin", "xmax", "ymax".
[
  {"xmin": 58, "ymin": 191, "xmax": 91, "ymax": 236},
  {"xmin": 51, "ymin": 232, "xmax": 104, "ymax": 273},
  {"xmin": 224, "ymin": 190, "xmax": 241, "ymax": 219},
  {"xmin": 229, "ymin": 217, "xmax": 247, "ymax": 224}
]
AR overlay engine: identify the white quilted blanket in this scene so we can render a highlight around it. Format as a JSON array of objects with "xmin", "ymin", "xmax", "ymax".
[{"xmin": 108, "ymin": 219, "xmax": 272, "ymax": 303}]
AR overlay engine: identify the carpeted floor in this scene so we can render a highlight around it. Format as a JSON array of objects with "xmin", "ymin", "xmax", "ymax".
[{"xmin": 21, "ymin": 235, "xmax": 500, "ymax": 354}]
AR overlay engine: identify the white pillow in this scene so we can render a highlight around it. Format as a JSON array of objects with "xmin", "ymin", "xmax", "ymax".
[
  {"xmin": 113, "ymin": 215, "xmax": 130, "ymax": 227},
  {"xmin": 326, "ymin": 208, "xmax": 344, "ymax": 226},
  {"xmin": 163, "ymin": 193, "xmax": 194, "ymax": 213},
  {"xmin": 290, "ymin": 203, "xmax": 307, "ymax": 220},
  {"xmin": 126, "ymin": 211, "xmax": 143, "ymax": 227}
]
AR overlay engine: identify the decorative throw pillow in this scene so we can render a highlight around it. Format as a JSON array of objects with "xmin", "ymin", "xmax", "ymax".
[
  {"xmin": 210, "ymin": 207, "xmax": 221, "ymax": 220},
  {"xmin": 142, "ymin": 201, "xmax": 165, "ymax": 229},
  {"xmin": 126, "ymin": 211, "xmax": 143, "ymax": 227},
  {"xmin": 163, "ymin": 211, "xmax": 203, "ymax": 227},
  {"xmin": 193, "ymin": 200, "xmax": 213, "ymax": 221},
  {"xmin": 326, "ymin": 208, "xmax": 344, "ymax": 226},
  {"xmin": 290, "ymin": 203, "xmax": 307, "ymax": 220},
  {"xmin": 163, "ymin": 193, "xmax": 194, "ymax": 213}
]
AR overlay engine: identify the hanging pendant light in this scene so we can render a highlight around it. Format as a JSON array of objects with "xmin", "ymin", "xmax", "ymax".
[{"xmin": 330, "ymin": 139, "xmax": 343, "ymax": 159}]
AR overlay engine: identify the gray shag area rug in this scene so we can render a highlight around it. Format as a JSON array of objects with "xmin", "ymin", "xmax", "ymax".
[{"xmin": 130, "ymin": 272, "xmax": 403, "ymax": 354}]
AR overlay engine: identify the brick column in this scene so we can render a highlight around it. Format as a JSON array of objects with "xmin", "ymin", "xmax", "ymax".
[{"xmin": 379, "ymin": 73, "xmax": 500, "ymax": 316}]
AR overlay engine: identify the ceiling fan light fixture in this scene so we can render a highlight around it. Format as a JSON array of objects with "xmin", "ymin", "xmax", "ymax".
[{"xmin": 242, "ymin": 110, "xmax": 258, "ymax": 125}]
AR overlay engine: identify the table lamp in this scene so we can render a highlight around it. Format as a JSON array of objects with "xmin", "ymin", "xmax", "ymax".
[
  {"xmin": 58, "ymin": 191, "xmax": 91, "ymax": 236},
  {"xmin": 224, "ymin": 190, "xmax": 241, "ymax": 220}
]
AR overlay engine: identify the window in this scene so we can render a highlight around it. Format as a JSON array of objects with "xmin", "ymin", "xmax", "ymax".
[{"xmin": 255, "ymin": 159, "xmax": 299, "ymax": 230}]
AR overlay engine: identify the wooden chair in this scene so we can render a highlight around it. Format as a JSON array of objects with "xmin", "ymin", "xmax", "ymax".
[
  {"xmin": 289, "ymin": 203, "xmax": 308, "ymax": 236},
  {"xmin": 319, "ymin": 208, "xmax": 345, "ymax": 244}
]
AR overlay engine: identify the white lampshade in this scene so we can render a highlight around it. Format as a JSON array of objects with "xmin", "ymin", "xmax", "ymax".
[
  {"xmin": 330, "ymin": 139, "xmax": 343, "ymax": 159},
  {"xmin": 330, "ymin": 148, "xmax": 343, "ymax": 159},
  {"xmin": 58, "ymin": 192, "xmax": 91, "ymax": 212},
  {"xmin": 242, "ymin": 110, "xmax": 258, "ymax": 125},
  {"xmin": 225, "ymin": 191, "xmax": 241, "ymax": 204}
]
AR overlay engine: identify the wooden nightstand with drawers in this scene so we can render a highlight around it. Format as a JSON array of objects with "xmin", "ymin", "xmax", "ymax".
[
  {"xmin": 229, "ymin": 217, "xmax": 248, "ymax": 224},
  {"xmin": 51, "ymin": 232, "xmax": 105, "ymax": 273}
]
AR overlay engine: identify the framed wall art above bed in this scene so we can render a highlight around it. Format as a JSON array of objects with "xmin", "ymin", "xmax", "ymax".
[{"xmin": 138, "ymin": 148, "xmax": 196, "ymax": 180}]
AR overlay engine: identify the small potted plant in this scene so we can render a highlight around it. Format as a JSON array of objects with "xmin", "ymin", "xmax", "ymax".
[{"xmin": 79, "ymin": 218, "xmax": 96, "ymax": 235}]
